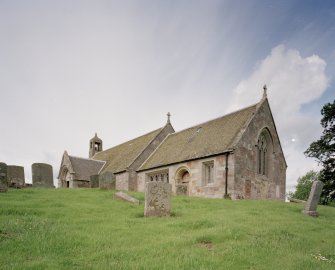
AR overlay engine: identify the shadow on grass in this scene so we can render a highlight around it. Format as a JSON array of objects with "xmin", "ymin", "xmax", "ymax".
[{"xmin": 134, "ymin": 210, "xmax": 182, "ymax": 218}]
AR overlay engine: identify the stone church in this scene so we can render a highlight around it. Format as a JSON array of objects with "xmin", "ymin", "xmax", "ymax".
[{"xmin": 58, "ymin": 88, "xmax": 286, "ymax": 200}]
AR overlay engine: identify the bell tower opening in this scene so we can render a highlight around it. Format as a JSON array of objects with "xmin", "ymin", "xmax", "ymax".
[{"xmin": 89, "ymin": 133, "xmax": 103, "ymax": 158}]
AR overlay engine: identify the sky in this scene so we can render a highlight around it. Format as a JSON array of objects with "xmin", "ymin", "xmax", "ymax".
[{"xmin": 0, "ymin": 0, "xmax": 334, "ymax": 191}]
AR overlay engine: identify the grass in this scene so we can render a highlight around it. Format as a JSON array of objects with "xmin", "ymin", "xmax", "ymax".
[{"xmin": 0, "ymin": 188, "xmax": 334, "ymax": 270}]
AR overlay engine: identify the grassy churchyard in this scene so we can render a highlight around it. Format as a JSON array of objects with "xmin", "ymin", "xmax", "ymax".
[{"xmin": 0, "ymin": 188, "xmax": 334, "ymax": 269}]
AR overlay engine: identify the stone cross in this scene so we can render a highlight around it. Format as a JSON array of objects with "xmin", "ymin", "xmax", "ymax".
[
  {"xmin": 144, "ymin": 181, "xmax": 171, "ymax": 217},
  {"xmin": 0, "ymin": 162, "xmax": 8, "ymax": 192},
  {"xmin": 302, "ymin": 180, "xmax": 324, "ymax": 217}
]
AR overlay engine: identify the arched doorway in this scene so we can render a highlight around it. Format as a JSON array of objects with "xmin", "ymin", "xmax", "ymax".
[
  {"xmin": 175, "ymin": 167, "xmax": 191, "ymax": 195},
  {"xmin": 59, "ymin": 167, "xmax": 71, "ymax": 188}
]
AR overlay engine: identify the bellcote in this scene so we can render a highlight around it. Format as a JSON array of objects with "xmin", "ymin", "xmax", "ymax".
[{"xmin": 89, "ymin": 133, "xmax": 103, "ymax": 158}]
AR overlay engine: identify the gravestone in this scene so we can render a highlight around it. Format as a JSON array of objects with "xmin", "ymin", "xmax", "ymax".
[
  {"xmin": 99, "ymin": 171, "xmax": 115, "ymax": 190},
  {"xmin": 302, "ymin": 180, "xmax": 324, "ymax": 217},
  {"xmin": 114, "ymin": 191, "xmax": 140, "ymax": 205},
  {"xmin": 7, "ymin": 165, "xmax": 25, "ymax": 188},
  {"xmin": 32, "ymin": 163, "xmax": 54, "ymax": 188},
  {"xmin": 90, "ymin": 175, "xmax": 99, "ymax": 188},
  {"xmin": 176, "ymin": 184, "xmax": 188, "ymax": 195},
  {"xmin": 144, "ymin": 182, "xmax": 171, "ymax": 217},
  {"xmin": 0, "ymin": 162, "xmax": 8, "ymax": 192}
]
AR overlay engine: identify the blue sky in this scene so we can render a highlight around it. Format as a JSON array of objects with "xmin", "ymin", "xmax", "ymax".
[{"xmin": 0, "ymin": 0, "xmax": 334, "ymax": 190}]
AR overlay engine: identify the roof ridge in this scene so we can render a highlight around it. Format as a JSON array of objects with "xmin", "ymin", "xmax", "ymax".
[
  {"xmin": 69, "ymin": 155, "xmax": 105, "ymax": 163},
  {"xmin": 123, "ymin": 126, "xmax": 167, "ymax": 170},
  {"xmin": 95, "ymin": 127, "xmax": 163, "ymax": 156},
  {"xmin": 138, "ymin": 132, "xmax": 172, "ymax": 171}
]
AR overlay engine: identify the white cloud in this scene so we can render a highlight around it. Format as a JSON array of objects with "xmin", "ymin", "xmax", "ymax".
[{"xmin": 229, "ymin": 45, "xmax": 329, "ymax": 191}]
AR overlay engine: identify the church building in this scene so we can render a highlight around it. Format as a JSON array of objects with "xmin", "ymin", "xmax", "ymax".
[{"xmin": 58, "ymin": 88, "xmax": 286, "ymax": 200}]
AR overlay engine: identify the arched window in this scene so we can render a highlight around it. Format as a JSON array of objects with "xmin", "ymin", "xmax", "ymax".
[{"xmin": 258, "ymin": 134, "xmax": 267, "ymax": 175}]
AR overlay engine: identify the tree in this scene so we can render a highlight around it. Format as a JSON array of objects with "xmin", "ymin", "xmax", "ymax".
[
  {"xmin": 304, "ymin": 100, "xmax": 335, "ymax": 205},
  {"xmin": 288, "ymin": 171, "xmax": 318, "ymax": 201}
]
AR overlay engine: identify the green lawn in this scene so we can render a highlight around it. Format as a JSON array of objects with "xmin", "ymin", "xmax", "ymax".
[{"xmin": 0, "ymin": 188, "xmax": 334, "ymax": 270}]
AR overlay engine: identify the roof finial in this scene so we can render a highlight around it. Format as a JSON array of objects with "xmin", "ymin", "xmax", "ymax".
[
  {"xmin": 95, "ymin": 132, "xmax": 98, "ymax": 137},
  {"xmin": 263, "ymin": 84, "xmax": 267, "ymax": 99},
  {"xmin": 167, "ymin": 112, "xmax": 171, "ymax": 124}
]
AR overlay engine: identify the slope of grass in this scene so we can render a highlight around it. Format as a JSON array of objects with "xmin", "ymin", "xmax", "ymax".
[{"xmin": 0, "ymin": 188, "xmax": 334, "ymax": 269}]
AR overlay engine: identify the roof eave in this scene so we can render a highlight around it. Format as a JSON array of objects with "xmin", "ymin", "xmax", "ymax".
[{"xmin": 137, "ymin": 150, "xmax": 234, "ymax": 173}]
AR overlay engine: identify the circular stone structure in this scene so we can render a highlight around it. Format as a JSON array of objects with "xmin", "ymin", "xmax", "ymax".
[
  {"xmin": 7, "ymin": 165, "xmax": 25, "ymax": 188},
  {"xmin": 32, "ymin": 163, "xmax": 54, "ymax": 188},
  {"xmin": 0, "ymin": 162, "xmax": 8, "ymax": 192}
]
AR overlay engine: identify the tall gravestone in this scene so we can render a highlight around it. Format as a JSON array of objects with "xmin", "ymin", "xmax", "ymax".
[
  {"xmin": 144, "ymin": 182, "xmax": 171, "ymax": 217},
  {"xmin": 7, "ymin": 165, "xmax": 25, "ymax": 188},
  {"xmin": 90, "ymin": 175, "xmax": 99, "ymax": 188},
  {"xmin": 302, "ymin": 180, "xmax": 324, "ymax": 217},
  {"xmin": 99, "ymin": 171, "xmax": 115, "ymax": 190},
  {"xmin": 32, "ymin": 163, "xmax": 54, "ymax": 188},
  {"xmin": 0, "ymin": 162, "xmax": 8, "ymax": 192}
]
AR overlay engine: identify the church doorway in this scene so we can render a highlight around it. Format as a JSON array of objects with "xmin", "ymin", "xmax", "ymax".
[{"xmin": 175, "ymin": 167, "xmax": 190, "ymax": 196}]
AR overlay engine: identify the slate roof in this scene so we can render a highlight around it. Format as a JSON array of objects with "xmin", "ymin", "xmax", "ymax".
[
  {"xmin": 139, "ymin": 104, "xmax": 257, "ymax": 171},
  {"xmin": 93, "ymin": 128, "xmax": 163, "ymax": 174},
  {"xmin": 69, "ymin": 156, "xmax": 105, "ymax": 180}
]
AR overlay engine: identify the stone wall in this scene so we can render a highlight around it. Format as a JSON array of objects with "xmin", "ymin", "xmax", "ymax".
[
  {"xmin": 90, "ymin": 175, "xmax": 99, "ymax": 188},
  {"xmin": 233, "ymin": 100, "xmax": 286, "ymax": 200},
  {"xmin": 70, "ymin": 180, "xmax": 90, "ymax": 188},
  {"xmin": 115, "ymin": 172, "xmax": 129, "ymax": 191},
  {"xmin": 99, "ymin": 171, "xmax": 115, "ymax": 189},
  {"xmin": 137, "ymin": 153, "xmax": 235, "ymax": 198},
  {"xmin": 58, "ymin": 152, "xmax": 74, "ymax": 188},
  {"xmin": 7, "ymin": 165, "xmax": 25, "ymax": 188}
]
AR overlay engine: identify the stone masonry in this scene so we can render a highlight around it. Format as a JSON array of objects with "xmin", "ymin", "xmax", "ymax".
[
  {"xmin": 32, "ymin": 163, "xmax": 54, "ymax": 188},
  {"xmin": 144, "ymin": 181, "xmax": 171, "ymax": 217},
  {"xmin": 232, "ymin": 100, "xmax": 286, "ymax": 200},
  {"xmin": 99, "ymin": 171, "xmax": 115, "ymax": 189},
  {"xmin": 7, "ymin": 165, "xmax": 25, "ymax": 188},
  {"xmin": 0, "ymin": 162, "xmax": 8, "ymax": 192},
  {"xmin": 303, "ymin": 180, "xmax": 324, "ymax": 217},
  {"xmin": 90, "ymin": 175, "xmax": 99, "ymax": 188},
  {"xmin": 114, "ymin": 191, "xmax": 140, "ymax": 205}
]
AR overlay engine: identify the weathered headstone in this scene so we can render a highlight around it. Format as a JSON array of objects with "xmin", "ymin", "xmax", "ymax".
[
  {"xmin": 32, "ymin": 163, "xmax": 54, "ymax": 188},
  {"xmin": 176, "ymin": 184, "xmax": 188, "ymax": 195},
  {"xmin": 99, "ymin": 171, "xmax": 115, "ymax": 190},
  {"xmin": 7, "ymin": 165, "xmax": 25, "ymax": 188},
  {"xmin": 114, "ymin": 191, "xmax": 140, "ymax": 205},
  {"xmin": 0, "ymin": 162, "xmax": 8, "ymax": 192},
  {"xmin": 90, "ymin": 174, "xmax": 99, "ymax": 188},
  {"xmin": 302, "ymin": 180, "xmax": 324, "ymax": 217},
  {"xmin": 144, "ymin": 182, "xmax": 171, "ymax": 217}
]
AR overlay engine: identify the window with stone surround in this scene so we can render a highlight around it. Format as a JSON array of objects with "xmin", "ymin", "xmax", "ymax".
[
  {"xmin": 203, "ymin": 161, "xmax": 214, "ymax": 185},
  {"xmin": 258, "ymin": 134, "xmax": 267, "ymax": 175},
  {"xmin": 148, "ymin": 170, "xmax": 169, "ymax": 183},
  {"xmin": 257, "ymin": 129, "xmax": 273, "ymax": 176}
]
